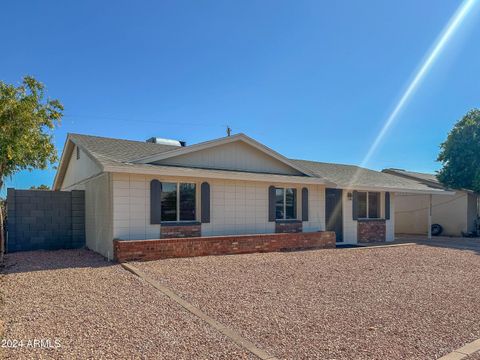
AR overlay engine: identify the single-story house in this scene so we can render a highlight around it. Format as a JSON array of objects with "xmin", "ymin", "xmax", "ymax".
[
  {"xmin": 53, "ymin": 133, "xmax": 451, "ymax": 260},
  {"xmin": 383, "ymin": 169, "xmax": 480, "ymax": 236}
]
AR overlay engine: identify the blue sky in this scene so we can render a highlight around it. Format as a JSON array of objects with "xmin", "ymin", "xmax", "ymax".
[{"xmin": 1, "ymin": 0, "xmax": 480, "ymax": 194}]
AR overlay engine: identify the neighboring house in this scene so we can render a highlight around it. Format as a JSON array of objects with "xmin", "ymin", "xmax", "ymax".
[
  {"xmin": 53, "ymin": 133, "xmax": 450, "ymax": 259},
  {"xmin": 383, "ymin": 169, "xmax": 480, "ymax": 236}
]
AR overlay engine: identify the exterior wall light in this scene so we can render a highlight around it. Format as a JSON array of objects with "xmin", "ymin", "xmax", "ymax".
[{"xmin": 347, "ymin": 192, "xmax": 353, "ymax": 201}]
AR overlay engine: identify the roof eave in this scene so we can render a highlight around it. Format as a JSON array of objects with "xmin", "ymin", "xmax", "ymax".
[
  {"xmin": 53, "ymin": 134, "xmax": 106, "ymax": 190},
  {"xmin": 104, "ymin": 164, "xmax": 337, "ymax": 186},
  {"xmin": 337, "ymin": 185, "xmax": 456, "ymax": 195}
]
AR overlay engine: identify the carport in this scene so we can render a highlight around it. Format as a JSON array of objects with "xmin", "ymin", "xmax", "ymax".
[{"xmin": 383, "ymin": 169, "xmax": 478, "ymax": 238}]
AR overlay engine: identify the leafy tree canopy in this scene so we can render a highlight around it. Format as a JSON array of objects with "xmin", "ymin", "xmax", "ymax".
[
  {"xmin": 30, "ymin": 184, "xmax": 50, "ymax": 190},
  {"xmin": 0, "ymin": 76, "xmax": 63, "ymax": 189},
  {"xmin": 0, "ymin": 76, "xmax": 62, "ymax": 258},
  {"xmin": 437, "ymin": 109, "xmax": 480, "ymax": 192}
]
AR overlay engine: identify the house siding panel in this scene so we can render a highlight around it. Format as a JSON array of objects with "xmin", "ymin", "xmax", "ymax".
[
  {"xmin": 61, "ymin": 146, "xmax": 102, "ymax": 190},
  {"xmin": 154, "ymin": 141, "xmax": 303, "ymax": 175},
  {"xmin": 111, "ymin": 173, "xmax": 326, "ymax": 240}
]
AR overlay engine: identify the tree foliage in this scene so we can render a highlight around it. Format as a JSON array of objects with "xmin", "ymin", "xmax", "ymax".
[
  {"xmin": 437, "ymin": 109, "xmax": 480, "ymax": 192},
  {"xmin": 0, "ymin": 76, "xmax": 63, "ymax": 188},
  {"xmin": 30, "ymin": 184, "xmax": 50, "ymax": 190},
  {"xmin": 0, "ymin": 76, "xmax": 62, "ymax": 259}
]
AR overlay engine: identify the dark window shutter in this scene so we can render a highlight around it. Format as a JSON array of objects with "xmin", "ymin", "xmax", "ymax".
[
  {"xmin": 292, "ymin": 188, "xmax": 297, "ymax": 219},
  {"xmin": 268, "ymin": 186, "xmax": 276, "ymax": 222},
  {"xmin": 385, "ymin": 192, "xmax": 391, "ymax": 220},
  {"xmin": 201, "ymin": 182, "xmax": 210, "ymax": 223},
  {"xmin": 302, "ymin": 187, "xmax": 309, "ymax": 221},
  {"xmin": 352, "ymin": 190, "xmax": 359, "ymax": 220},
  {"xmin": 150, "ymin": 180, "xmax": 162, "ymax": 224}
]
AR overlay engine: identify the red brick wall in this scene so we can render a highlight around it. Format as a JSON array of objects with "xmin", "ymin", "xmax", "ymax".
[
  {"xmin": 357, "ymin": 220, "xmax": 386, "ymax": 243},
  {"xmin": 114, "ymin": 231, "xmax": 336, "ymax": 262},
  {"xmin": 275, "ymin": 221, "xmax": 302, "ymax": 233},
  {"xmin": 160, "ymin": 223, "xmax": 201, "ymax": 239}
]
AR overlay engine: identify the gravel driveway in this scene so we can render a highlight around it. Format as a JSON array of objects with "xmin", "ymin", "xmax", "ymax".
[
  {"xmin": 134, "ymin": 244, "xmax": 480, "ymax": 360},
  {"xmin": 0, "ymin": 250, "xmax": 253, "ymax": 359}
]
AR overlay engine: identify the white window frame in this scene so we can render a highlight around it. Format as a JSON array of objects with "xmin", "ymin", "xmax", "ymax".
[
  {"xmin": 358, "ymin": 191, "xmax": 382, "ymax": 219},
  {"xmin": 162, "ymin": 182, "xmax": 196, "ymax": 222},
  {"xmin": 275, "ymin": 187, "xmax": 297, "ymax": 220}
]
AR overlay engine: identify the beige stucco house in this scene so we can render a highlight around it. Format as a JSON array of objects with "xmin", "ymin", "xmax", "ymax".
[
  {"xmin": 383, "ymin": 169, "xmax": 479, "ymax": 237},
  {"xmin": 53, "ymin": 133, "xmax": 450, "ymax": 259}
]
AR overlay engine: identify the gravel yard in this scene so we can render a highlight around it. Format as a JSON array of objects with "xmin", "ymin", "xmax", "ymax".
[
  {"xmin": 135, "ymin": 244, "xmax": 480, "ymax": 360},
  {"xmin": 0, "ymin": 250, "xmax": 253, "ymax": 360}
]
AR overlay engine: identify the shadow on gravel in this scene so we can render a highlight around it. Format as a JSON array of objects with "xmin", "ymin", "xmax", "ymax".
[
  {"xmin": 395, "ymin": 236, "xmax": 480, "ymax": 256},
  {"xmin": 1, "ymin": 248, "xmax": 114, "ymax": 275}
]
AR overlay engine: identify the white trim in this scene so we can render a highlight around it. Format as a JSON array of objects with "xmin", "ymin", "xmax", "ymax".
[
  {"xmin": 161, "ymin": 181, "xmax": 196, "ymax": 222},
  {"xmin": 274, "ymin": 187, "xmax": 298, "ymax": 220},
  {"xmin": 338, "ymin": 185, "xmax": 455, "ymax": 196},
  {"xmin": 105, "ymin": 164, "xmax": 332, "ymax": 185},
  {"xmin": 53, "ymin": 135, "xmax": 106, "ymax": 190},
  {"xmin": 356, "ymin": 191, "xmax": 381, "ymax": 220},
  {"xmin": 132, "ymin": 133, "xmax": 322, "ymax": 179}
]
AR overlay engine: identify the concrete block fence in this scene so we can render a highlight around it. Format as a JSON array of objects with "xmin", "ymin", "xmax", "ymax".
[{"xmin": 6, "ymin": 188, "xmax": 85, "ymax": 252}]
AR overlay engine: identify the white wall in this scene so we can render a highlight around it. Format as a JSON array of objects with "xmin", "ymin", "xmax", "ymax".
[
  {"xmin": 342, "ymin": 190, "xmax": 357, "ymax": 243},
  {"xmin": 85, "ymin": 173, "xmax": 113, "ymax": 258},
  {"xmin": 467, "ymin": 193, "xmax": 479, "ymax": 233},
  {"xmin": 61, "ymin": 146, "xmax": 102, "ymax": 190},
  {"xmin": 111, "ymin": 172, "xmax": 325, "ymax": 240},
  {"xmin": 386, "ymin": 193, "xmax": 395, "ymax": 242},
  {"xmin": 154, "ymin": 141, "xmax": 303, "ymax": 176},
  {"xmin": 341, "ymin": 191, "xmax": 393, "ymax": 243}
]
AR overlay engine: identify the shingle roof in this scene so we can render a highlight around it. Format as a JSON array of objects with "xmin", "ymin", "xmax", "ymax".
[
  {"xmin": 69, "ymin": 133, "xmax": 178, "ymax": 167},
  {"xmin": 66, "ymin": 133, "xmax": 451, "ymax": 193},
  {"xmin": 292, "ymin": 160, "xmax": 445, "ymax": 192},
  {"xmin": 382, "ymin": 168, "xmax": 440, "ymax": 186}
]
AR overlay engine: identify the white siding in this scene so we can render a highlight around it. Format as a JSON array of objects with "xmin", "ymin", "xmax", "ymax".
[
  {"xmin": 386, "ymin": 193, "xmax": 395, "ymax": 242},
  {"xmin": 342, "ymin": 190, "xmax": 357, "ymax": 243},
  {"xmin": 467, "ymin": 193, "xmax": 479, "ymax": 233},
  {"xmin": 341, "ymin": 190, "xmax": 393, "ymax": 243},
  {"xmin": 85, "ymin": 173, "xmax": 113, "ymax": 258},
  {"xmin": 154, "ymin": 141, "xmax": 303, "ymax": 175},
  {"xmin": 61, "ymin": 146, "xmax": 102, "ymax": 190},
  {"xmin": 202, "ymin": 181, "xmax": 325, "ymax": 236},
  {"xmin": 111, "ymin": 173, "xmax": 325, "ymax": 240}
]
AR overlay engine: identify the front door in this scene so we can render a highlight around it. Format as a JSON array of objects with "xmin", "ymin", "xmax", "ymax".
[{"xmin": 325, "ymin": 188, "xmax": 343, "ymax": 242}]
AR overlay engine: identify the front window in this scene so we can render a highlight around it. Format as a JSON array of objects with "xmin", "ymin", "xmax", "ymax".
[
  {"xmin": 161, "ymin": 182, "xmax": 196, "ymax": 221},
  {"xmin": 275, "ymin": 187, "xmax": 297, "ymax": 220},
  {"xmin": 358, "ymin": 191, "xmax": 381, "ymax": 219}
]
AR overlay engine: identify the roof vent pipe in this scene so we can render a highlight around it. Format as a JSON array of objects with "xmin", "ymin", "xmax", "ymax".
[{"xmin": 146, "ymin": 137, "xmax": 186, "ymax": 147}]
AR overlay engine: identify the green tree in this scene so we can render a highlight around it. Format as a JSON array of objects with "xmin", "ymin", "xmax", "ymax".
[
  {"xmin": 0, "ymin": 76, "xmax": 63, "ymax": 260},
  {"xmin": 437, "ymin": 109, "xmax": 480, "ymax": 192},
  {"xmin": 30, "ymin": 184, "xmax": 50, "ymax": 190}
]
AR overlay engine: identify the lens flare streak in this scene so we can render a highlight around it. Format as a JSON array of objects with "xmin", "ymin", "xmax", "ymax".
[{"xmin": 349, "ymin": 0, "xmax": 477, "ymax": 187}]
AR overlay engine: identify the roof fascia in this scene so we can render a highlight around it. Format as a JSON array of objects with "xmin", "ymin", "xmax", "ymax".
[
  {"xmin": 336, "ymin": 185, "xmax": 456, "ymax": 195},
  {"xmin": 52, "ymin": 135, "xmax": 105, "ymax": 190},
  {"xmin": 104, "ymin": 164, "xmax": 336, "ymax": 186}
]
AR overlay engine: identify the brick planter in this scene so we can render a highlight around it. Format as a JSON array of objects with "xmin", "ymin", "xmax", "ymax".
[
  {"xmin": 160, "ymin": 222, "xmax": 201, "ymax": 238},
  {"xmin": 275, "ymin": 220, "xmax": 302, "ymax": 233},
  {"xmin": 358, "ymin": 219, "xmax": 386, "ymax": 243},
  {"xmin": 114, "ymin": 231, "xmax": 336, "ymax": 262}
]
